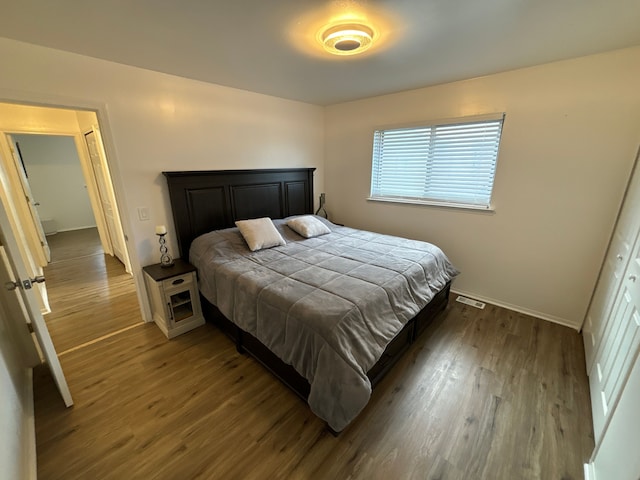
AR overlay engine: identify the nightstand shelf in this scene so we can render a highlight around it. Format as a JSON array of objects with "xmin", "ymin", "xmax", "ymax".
[{"xmin": 143, "ymin": 259, "xmax": 204, "ymax": 339}]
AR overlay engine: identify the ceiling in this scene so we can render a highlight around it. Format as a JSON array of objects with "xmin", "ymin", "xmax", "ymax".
[{"xmin": 2, "ymin": 0, "xmax": 639, "ymax": 105}]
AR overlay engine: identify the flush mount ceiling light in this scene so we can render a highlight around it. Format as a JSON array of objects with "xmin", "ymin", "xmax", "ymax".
[{"xmin": 319, "ymin": 23, "xmax": 375, "ymax": 56}]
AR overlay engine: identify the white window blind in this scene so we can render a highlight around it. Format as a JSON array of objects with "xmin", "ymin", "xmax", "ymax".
[{"xmin": 370, "ymin": 114, "xmax": 504, "ymax": 210}]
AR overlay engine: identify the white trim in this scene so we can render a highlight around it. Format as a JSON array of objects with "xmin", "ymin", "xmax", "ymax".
[
  {"xmin": 24, "ymin": 368, "xmax": 37, "ymax": 480},
  {"xmin": 584, "ymin": 462, "xmax": 595, "ymax": 480},
  {"xmin": 58, "ymin": 322, "xmax": 144, "ymax": 356},
  {"xmin": 450, "ymin": 288, "xmax": 581, "ymax": 331},
  {"xmin": 0, "ymin": 89, "xmax": 110, "ymax": 115},
  {"xmin": 367, "ymin": 196, "xmax": 496, "ymax": 213},
  {"xmin": 56, "ymin": 225, "xmax": 99, "ymax": 233},
  {"xmin": 374, "ymin": 112, "xmax": 506, "ymax": 132}
]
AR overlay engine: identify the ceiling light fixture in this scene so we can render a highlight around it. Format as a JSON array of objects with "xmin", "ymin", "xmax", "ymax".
[{"xmin": 320, "ymin": 23, "xmax": 375, "ymax": 56}]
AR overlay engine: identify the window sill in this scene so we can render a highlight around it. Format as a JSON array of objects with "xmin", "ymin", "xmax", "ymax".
[{"xmin": 366, "ymin": 196, "xmax": 495, "ymax": 213}]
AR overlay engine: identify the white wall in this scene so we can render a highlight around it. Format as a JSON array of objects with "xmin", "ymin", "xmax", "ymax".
[
  {"xmin": 13, "ymin": 134, "xmax": 95, "ymax": 232},
  {"xmin": 325, "ymin": 47, "xmax": 640, "ymax": 329},
  {"xmin": 0, "ymin": 38, "xmax": 324, "ymax": 267},
  {"xmin": 1, "ymin": 37, "xmax": 638, "ymax": 330},
  {"xmin": 0, "ymin": 38, "xmax": 324, "ymax": 321}
]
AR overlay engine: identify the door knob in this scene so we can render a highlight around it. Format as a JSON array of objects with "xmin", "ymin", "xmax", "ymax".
[
  {"xmin": 616, "ymin": 254, "xmax": 623, "ymax": 261},
  {"xmin": 4, "ymin": 276, "xmax": 45, "ymax": 291},
  {"xmin": 630, "ymin": 275, "xmax": 637, "ymax": 282}
]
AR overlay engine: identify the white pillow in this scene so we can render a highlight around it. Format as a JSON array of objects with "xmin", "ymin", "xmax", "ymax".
[
  {"xmin": 286, "ymin": 215, "xmax": 331, "ymax": 238},
  {"xmin": 235, "ymin": 217, "xmax": 286, "ymax": 251}
]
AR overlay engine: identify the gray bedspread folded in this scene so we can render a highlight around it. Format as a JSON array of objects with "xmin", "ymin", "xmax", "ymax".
[{"xmin": 190, "ymin": 217, "xmax": 459, "ymax": 431}]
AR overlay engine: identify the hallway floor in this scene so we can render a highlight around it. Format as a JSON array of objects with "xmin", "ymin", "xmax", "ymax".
[{"xmin": 43, "ymin": 228, "xmax": 142, "ymax": 353}]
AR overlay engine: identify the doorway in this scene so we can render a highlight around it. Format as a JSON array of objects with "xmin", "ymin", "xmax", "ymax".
[
  {"xmin": 0, "ymin": 102, "xmax": 142, "ymax": 354},
  {"xmin": 10, "ymin": 133, "xmax": 97, "ymax": 259}
]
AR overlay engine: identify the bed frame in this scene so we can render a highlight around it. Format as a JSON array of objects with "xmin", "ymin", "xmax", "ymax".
[{"xmin": 163, "ymin": 168, "xmax": 451, "ymax": 430}]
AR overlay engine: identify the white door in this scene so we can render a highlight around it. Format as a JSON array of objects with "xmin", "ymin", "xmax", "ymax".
[
  {"xmin": 84, "ymin": 130, "xmax": 127, "ymax": 265},
  {"xmin": 0, "ymin": 195, "xmax": 73, "ymax": 407},
  {"xmin": 588, "ymin": 228, "xmax": 640, "ymax": 441},
  {"xmin": 584, "ymin": 147, "xmax": 640, "ymax": 371},
  {"xmin": 7, "ymin": 135, "xmax": 51, "ymax": 265},
  {"xmin": 0, "ymin": 247, "xmax": 40, "ymax": 368}
]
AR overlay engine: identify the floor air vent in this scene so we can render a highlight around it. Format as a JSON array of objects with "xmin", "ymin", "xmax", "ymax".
[{"xmin": 455, "ymin": 295, "xmax": 486, "ymax": 309}]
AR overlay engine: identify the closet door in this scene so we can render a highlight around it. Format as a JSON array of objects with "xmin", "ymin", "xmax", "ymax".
[
  {"xmin": 588, "ymin": 232, "xmax": 640, "ymax": 441},
  {"xmin": 583, "ymin": 149, "xmax": 640, "ymax": 372}
]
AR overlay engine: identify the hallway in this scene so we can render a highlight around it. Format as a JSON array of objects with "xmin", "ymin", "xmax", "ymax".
[{"xmin": 43, "ymin": 228, "xmax": 142, "ymax": 354}]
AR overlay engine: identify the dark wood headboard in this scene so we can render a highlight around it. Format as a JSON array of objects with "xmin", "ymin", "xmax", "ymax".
[{"xmin": 163, "ymin": 168, "xmax": 316, "ymax": 258}]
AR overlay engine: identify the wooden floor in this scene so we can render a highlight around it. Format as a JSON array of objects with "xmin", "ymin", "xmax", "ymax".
[
  {"xmin": 34, "ymin": 298, "xmax": 595, "ymax": 479},
  {"xmin": 47, "ymin": 227, "xmax": 104, "ymax": 263},
  {"xmin": 43, "ymin": 228, "xmax": 142, "ymax": 353}
]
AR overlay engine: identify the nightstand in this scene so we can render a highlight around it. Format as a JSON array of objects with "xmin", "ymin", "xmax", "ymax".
[{"xmin": 143, "ymin": 259, "xmax": 204, "ymax": 339}]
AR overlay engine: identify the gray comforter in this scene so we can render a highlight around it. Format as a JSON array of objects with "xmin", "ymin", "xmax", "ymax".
[{"xmin": 190, "ymin": 217, "xmax": 459, "ymax": 431}]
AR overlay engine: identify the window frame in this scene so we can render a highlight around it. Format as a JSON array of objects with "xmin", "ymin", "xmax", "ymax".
[{"xmin": 368, "ymin": 113, "xmax": 505, "ymax": 211}]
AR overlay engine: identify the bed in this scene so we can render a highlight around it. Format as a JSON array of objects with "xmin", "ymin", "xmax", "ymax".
[{"xmin": 163, "ymin": 168, "xmax": 458, "ymax": 432}]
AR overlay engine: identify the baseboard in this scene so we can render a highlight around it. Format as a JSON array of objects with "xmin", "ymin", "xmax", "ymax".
[
  {"xmin": 584, "ymin": 462, "xmax": 595, "ymax": 480},
  {"xmin": 25, "ymin": 368, "xmax": 37, "ymax": 480},
  {"xmin": 450, "ymin": 288, "xmax": 581, "ymax": 331},
  {"xmin": 54, "ymin": 225, "xmax": 98, "ymax": 233}
]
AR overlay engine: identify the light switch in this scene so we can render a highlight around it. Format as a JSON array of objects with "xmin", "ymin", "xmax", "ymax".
[{"xmin": 137, "ymin": 207, "xmax": 150, "ymax": 221}]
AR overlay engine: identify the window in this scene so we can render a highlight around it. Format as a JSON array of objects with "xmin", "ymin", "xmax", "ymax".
[{"xmin": 369, "ymin": 113, "xmax": 505, "ymax": 210}]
